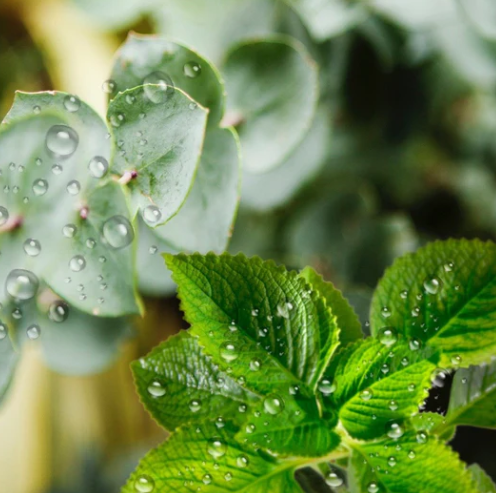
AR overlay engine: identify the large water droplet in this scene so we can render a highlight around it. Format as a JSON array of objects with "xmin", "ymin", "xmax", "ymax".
[
  {"xmin": 207, "ymin": 437, "xmax": 227, "ymax": 459},
  {"xmin": 69, "ymin": 255, "xmax": 86, "ymax": 272},
  {"xmin": 32, "ymin": 179, "xmax": 48, "ymax": 196},
  {"xmin": 237, "ymin": 455, "xmax": 249, "ymax": 468},
  {"xmin": 63, "ymin": 95, "xmax": 81, "ymax": 112},
  {"xmin": 378, "ymin": 327, "xmax": 397, "ymax": 347},
  {"xmin": 183, "ymin": 61, "xmax": 202, "ymax": 78},
  {"xmin": 249, "ymin": 358, "xmax": 262, "ymax": 371},
  {"xmin": 46, "ymin": 125, "xmax": 79, "ymax": 158},
  {"xmin": 142, "ymin": 205, "xmax": 162, "ymax": 226},
  {"xmin": 88, "ymin": 156, "xmax": 108, "ymax": 178},
  {"xmin": 23, "ymin": 238, "xmax": 41, "ymax": 257},
  {"xmin": 219, "ymin": 341, "xmax": 238, "ymax": 362},
  {"xmin": 143, "ymin": 71, "xmax": 174, "ymax": 103},
  {"xmin": 26, "ymin": 324, "xmax": 41, "ymax": 340},
  {"xmin": 367, "ymin": 482, "xmax": 379, "ymax": 493},
  {"xmin": 202, "ymin": 474, "xmax": 212, "ymax": 485},
  {"xmin": 63, "ymin": 224, "xmax": 77, "ymax": 238},
  {"xmin": 386, "ymin": 421, "xmax": 404, "ymax": 439},
  {"xmin": 6, "ymin": 269, "xmax": 39, "ymax": 301},
  {"xmin": 147, "ymin": 381, "xmax": 166, "ymax": 397},
  {"xmin": 0, "ymin": 206, "xmax": 9, "ymax": 226},
  {"xmin": 263, "ymin": 394, "xmax": 284, "ymax": 415},
  {"xmin": 360, "ymin": 388, "xmax": 373, "ymax": 401},
  {"xmin": 318, "ymin": 378, "xmax": 336, "ymax": 396},
  {"xmin": 189, "ymin": 399, "xmax": 202, "ymax": 412},
  {"xmin": 102, "ymin": 215, "xmax": 134, "ymax": 249},
  {"xmin": 48, "ymin": 300, "xmax": 69, "ymax": 322},
  {"xmin": 325, "ymin": 472, "xmax": 344, "ymax": 487},
  {"xmin": 66, "ymin": 180, "xmax": 81, "ymax": 195},
  {"xmin": 424, "ymin": 277, "xmax": 441, "ymax": 295},
  {"xmin": 416, "ymin": 430, "xmax": 428, "ymax": 444},
  {"xmin": 134, "ymin": 475, "xmax": 155, "ymax": 492}
]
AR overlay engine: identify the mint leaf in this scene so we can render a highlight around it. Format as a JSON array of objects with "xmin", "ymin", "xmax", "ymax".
[
  {"xmin": 468, "ymin": 464, "xmax": 496, "ymax": 493},
  {"xmin": 121, "ymin": 421, "xmax": 306, "ymax": 493},
  {"xmin": 223, "ymin": 38, "xmax": 318, "ymax": 173},
  {"xmin": 349, "ymin": 431, "xmax": 478, "ymax": 493},
  {"xmin": 166, "ymin": 253, "xmax": 339, "ymax": 396},
  {"xmin": 370, "ymin": 239, "xmax": 496, "ymax": 368},
  {"xmin": 300, "ymin": 266, "xmax": 363, "ymax": 346},
  {"xmin": 132, "ymin": 331, "xmax": 259, "ymax": 431},
  {"xmin": 443, "ymin": 360, "xmax": 496, "ymax": 430},
  {"xmin": 322, "ymin": 338, "xmax": 434, "ymax": 440},
  {"xmin": 108, "ymin": 85, "xmax": 208, "ymax": 223},
  {"xmin": 110, "ymin": 34, "xmax": 225, "ymax": 126}
]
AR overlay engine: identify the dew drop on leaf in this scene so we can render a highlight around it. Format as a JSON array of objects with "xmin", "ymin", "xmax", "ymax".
[
  {"xmin": 423, "ymin": 277, "xmax": 441, "ymax": 295},
  {"xmin": 408, "ymin": 450, "xmax": 416, "ymax": 459},
  {"xmin": 134, "ymin": 474, "xmax": 155, "ymax": 492},
  {"xmin": 388, "ymin": 456, "xmax": 397, "ymax": 467},
  {"xmin": 219, "ymin": 341, "xmax": 238, "ymax": 362},
  {"xmin": 32, "ymin": 179, "xmax": 49, "ymax": 196},
  {"xmin": 189, "ymin": 399, "xmax": 202, "ymax": 412},
  {"xmin": 102, "ymin": 215, "xmax": 134, "ymax": 249},
  {"xmin": 142, "ymin": 205, "xmax": 162, "ymax": 226},
  {"xmin": 386, "ymin": 421, "xmax": 404, "ymax": 439},
  {"xmin": 48, "ymin": 300, "xmax": 69, "ymax": 323},
  {"xmin": 88, "ymin": 156, "xmax": 109, "ymax": 178},
  {"xmin": 389, "ymin": 400, "xmax": 398, "ymax": 411},
  {"xmin": 318, "ymin": 378, "xmax": 336, "ymax": 396},
  {"xmin": 183, "ymin": 61, "xmax": 202, "ymax": 78},
  {"xmin": 224, "ymin": 472, "xmax": 233, "ymax": 481},
  {"xmin": 207, "ymin": 437, "xmax": 227, "ymax": 459},
  {"xmin": 325, "ymin": 472, "xmax": 343, "ymax": 487},
  {"xmin": 0, "ymin": 323, "xmax": 7, "ymax": 340},
  {"xmin": 202, "ymin": 474, "xmax": 212, "ymax": 485},
  {"xmin": 51, "ymin": 164, "xmax": 63, "ymax": 175},
  {"xmin": 69, "ymin": 255, "xmax": 86, "ymax": 272},
  {"xmin": 416, "ymin": 431, "xmax": 428, "ymax": 444},
  {"xmin": 143, "ymin": 71, "xmax": 174, "ymax": 103},
  {"xmin": 23, "ymin": 238, "xmax": 41, "ymax": 257},
  {"xmin": 6, "ymin": 269, "xmax": 39, "ymax": 300},
  {"xmin": 63, "ymin": 224, "xmax": 77, "ymax": 238},
  {"xmin": 147, "ymin": 381, "xmax": 166, "ymax": 397},
  {"xmin": 263, "ymin": 394, "xmax": 284, "ymax": 415},
  {"xmin": 46, "ymin": 125, "xmax": 79, "ymax": 158},
  {"xmin": 249, "ymin": 358, "xmax": 262, "ymax": 371},
  {"xmin": 378, "ymin": 327, "xmax": 397, "ymax": 347},
  {"xmin": 12, "ymin": 307, "xmax": 22, "ymax": 320},
  {"xmin": 102, "ymin": 79, "xmax": 117, "ymax": 94},
  {"xmin": 66, "ymin": 180, "xmax": 81, "ymax": 195},
  {"xmin": 26, "ymin": 324, "xmax": 41, "ymax": 340},
  {"xmin": 110, "ymin": 113, "xmax": 125, "ymax": 127},
  {"xmin": 360, "ymin": 388, "xmax": 373, "ymax": 401},
  {"xmin": 63, "ymin": 95, "xmax": 81, "ymax": 112},
  {"xmin": 409, "ymin": 338, "xmax": 421, "ymax": 351},
  {"xmin": 237, "ymin": 455, "xmax": 249, "ymax": 468},
  {"xmin": 368, "ymin": 482, "xmax": 379, "ymax": 493},
  {"xmin": 0, "ymin": 206, "xmax": 9, "ymax": 226}
]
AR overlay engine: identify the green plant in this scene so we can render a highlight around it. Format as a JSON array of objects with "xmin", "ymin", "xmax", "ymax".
[{"xmin": 124, "ymin": 239, "xmax": 496, "ymax": 492}]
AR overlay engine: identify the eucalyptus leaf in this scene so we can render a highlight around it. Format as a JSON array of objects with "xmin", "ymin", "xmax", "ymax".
[
  {"xmin": 108, "ymin": 85, "xmax": 208, "ymax": 223},
  {"xmin": 370, "ymin": 239, "xmax": 496, "ymax": 368},
  {"xmin": 223, "ymin": 37, "xmax": 319, "ymax": 174}
]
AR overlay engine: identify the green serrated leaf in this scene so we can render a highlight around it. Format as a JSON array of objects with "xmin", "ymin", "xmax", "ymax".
[
  {"xmin": 348, "ymin": 432, "xmax": 478, "ymax": 493},
  {"xmin": 370, "ymin": 239, "xmax": 496, "ymax": 368},
  {"xmin": 132, "ymin": 331, "xmax": 259, "ymax": 431},
  {"xmin": 300, "ymin": 266, "xmax": 363, "ymax": 346},
  {"xmin": 241, "ymin": 106, "xmax": 331, "ymax": 212},
  {"xmin": 165, "ymin": 253, "xmax": 339, "ymax": 396},
  {"xmin": 322, "ymin": 338, "xmax": 434, "ymax": 440},
  {"xmin": 468, "ymin": 464, "xmax": 496, "ymax": 493},
  {"xmin": 284, "ymin": 0, "xmax": 367, "ymax": 41},
  {"xmin": 222, "ymin": 37, "xmax": 318, "ymax": 173},
  {"xmin": 1, "ymin": 92, "xmax": 140, "ymax": 316},
  {"xmin": 110, "ymin": 33, "xmax": 225, "ymax": 126},
  {"xmin": 122, "ymin": 421, "xmax": 305, "ymax": 493},
  {"xmin": 443, "ymin": 360, "xmax": 496, "ymax": 430},
  {"xmin": 108, "ymin": 84, "xmax": 208, "ymax": 223}
]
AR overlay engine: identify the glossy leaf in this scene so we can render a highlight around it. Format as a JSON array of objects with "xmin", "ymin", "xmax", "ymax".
[
  {"xmin": 132, "ymin": 331, "xmax": 259, "ymax": 431},
  {"xmin": 166, "ymin": 253, "xmax": 340, "ymax": 396},
  {"xmin": 108, "ymin": 85, "xmax": 208, "ymax": 223},
  {"xmin": 122, "ymin": 421, "xmax": 305, "ymax": 493},
  {"xmin": 468, "ymin": 464, "xmax": 496, "ymax": 493},
  {"xmin": 0, "ymin": 327, "xmax": 18, "ymax": 404},
  {"xmin": 223, "ymin": 38, "xmax": 318, "ymax": 173},
  {"xmin": 110, "ymin": 33, "xmax": 225, "ymax": 125},
  {"xmin": 370, "ymin": 239, "xmax": 496, "ymax": 368}
]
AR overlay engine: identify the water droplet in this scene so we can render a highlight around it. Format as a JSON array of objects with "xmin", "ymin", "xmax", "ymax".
[
  {"xmin": 224, "ymin": 472, "xmax": 233, "ymax": 481},
  {"xmin": 277, "ymin": 302, "xmax": 292, "ymax": 319},
  {"xmin": 110, "ymin": 113, "xmax": 125, "ymax": 127},
  {"xmin": 444, "ymin": 261, "xmax": 454, "ymax": 272},
  {"xmin": 386, "ymin": 421, "xmax": 404, "ymax": 439},
  {"xmin": 189, "ymin": 399, "xmax": 202, "ymax": 412},
  {"xmin": 183, "ymin": 61, "xmax": 202, "ymax": 78},
  {"xmin": 66, "ymin": 180, "xmax": 81, "ymax": 195},
  {"xmin": 12, "ymin": 307, "xmax": 22, "ymax": 320},
  {"xmin": 207, "ymin": 437, "xmax": 227, "ymax": 459},
  {"xmin": 432, "ymin": 369, "xmax": 448, "ymax": 388},
  {"xmin": 424, "ymin": 277, "xmax": 441, "ymax": 295},
  {"xmin": 451, "ymin": 354, "xmax": 462, "ymax": 366},
  {"xmin": 360, "ymin": 388, "xmax": 373, "ymax": 401},
  {"xmin": 416, "ymin": 431, "xmax": 428, "ymax": 444},
  {"xmin": 220, "ymin": 342, "xmax": 238, "ymax": 362},
  {"xmin": 409, "ymin": 338, "xmax": 421, "ymax": 351},
  {"xmin": 69, "ymin": 255, "xmax": 86, "ymax": 272},
  {"xmin": 148, "ymin": 246, "xmax": 158, "ymax": 255},
  {"xmin": 318, "ymin": 378, "xmax": 336, "ymax": 396},
  {"xmin": 368, "ymin": 482, "xmax": 379, "ymax": 493},
  {"xmin": 86, "ymin": 238, "xmax": 96, "ymax": 249},
  {"xmin": 408, "ymin": 450, "xmax": 416, "ymax": 459},
  {"xmin": 33, "ymin": 105, "xmax": 41, "ymax": 114},
  {"xmin": 236, "ymin": 454, "xmax": 249, "ymax": 468},
  {"xmin": 102, "ymin": 79, "xmax": 117, "ymax": 94},
  {"xmin": 6, "ymin": 269, "xmax": 39, "ymax": 300},
  {"xmin": 202, "ymin": 474, "xmax": 212, "ymax": 485},
  {"xmin": 23, "ymin": 238, "xmax": 41, "ymax": 256},
  {"xmin": 400, "ymin": 290, "xmax": 408, "ymax": 299},
  {"xmin": 46, "ymin": 125, "xmax": 79, "ymax": 158},
  {"xmin": 63, "ymin": 224, "xmax": 77, "ymax": 238},
  {"xmin": 143, "ymin": 205, "xmax": 162, "ymax": 226},
  {"xmin": 48, "ymin": 300, "xmax": 69, "ymax": 322},
  {"xmin": 126, "ymin": 94, "xmax": 136, "ymax": 105},
  {"xmin": 379, "ymin": 327, "xmax": 397, "ymax": 347},
  {"xmin": 32, "ymin": 179, "xmax": 48, "ymax": 196},
  {"xmin": 26, "ymin": 324, "xmax": 41, "ymax": 340},
  {"xmin": 250, "ymin": 358, "xmax": 262, "ymax": 371},
  {"xmin": 389, "ymin": 400, "xmax": 398, "ymax": 411},
  {"xmin": 102, "ymin": 215, "xmax": 134, "ymax": 249},
  {"xmin": 325, "ymin": 472, "xmax": 343, "ymax": 487},
  {"xmin": 63, "ymin": 95, "xmax": 81, "ymax": 112},
  {"xmin": 0, "ymin": 323, "xmax": 8, "ymax": 340},
  {"xmin": 88, "ymin": 156, "xmax": 108, "ymax": 178},
  {"xmin": 381, "ymin": 306, "xmax": 391, "ymax": 318},
  {"xmin": 263, "ymin": 394, "xmax": 284, "ymax": 415},
  {"xmin": 143, "ymin": 71, "xmax": 175, "ymax": 103},
  {"xmin": 147, "ymin": 381, "xmax": 166, "ymax": 397},
  {"xmin": 0, "ymin": 206, "xmax": 9, "ymax": 226},
  {"xmin": 388, "ymin": 456, "xmax": 397, "ymax": 467},
  {"xmin": 35, "ymin": 158, "xmax": 42, "ymax": 166},
  {"xmin": 52, "ymin": 164, "xmax": 63, "ymax": 175},
  {"xmin": 134, "ymin": 474, "xmax": 154, "ymax": 492}
]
